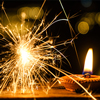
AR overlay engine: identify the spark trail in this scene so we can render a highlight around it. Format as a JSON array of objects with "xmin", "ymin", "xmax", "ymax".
[{"xmin": 0, "ymin": 1, "xmax": 72, "ymax": 94}]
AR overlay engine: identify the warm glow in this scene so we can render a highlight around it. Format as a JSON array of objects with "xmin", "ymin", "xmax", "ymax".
[
  {"xmin": 95, "ymin": 12, "xmax": 100, "ymax": 25},
  {"xmin": 83, "ymin": 48, "xmax": 93, "ymax": 74},
  {"xmin": 21, "ymin": 12, "xmax": 26, "ymax": 19},
  {"xmin": 17, "ymin": 7, "xmax": 44, "ymax": 20},
  {"xmin": 20, "ymin": 47, "xmax": 30, "ymax": 63},
  {"xmin": 29, "ymin": 7, "xmax": 44, "ymax": 19},
  {"xmin": 78, "ymin": 21, "xmax": 89, "ymax": 34}
]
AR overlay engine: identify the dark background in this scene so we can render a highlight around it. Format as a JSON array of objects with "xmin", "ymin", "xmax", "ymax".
[{"xmin": 0, "ymin": 0, "xmax": 100, "ymax": 75}]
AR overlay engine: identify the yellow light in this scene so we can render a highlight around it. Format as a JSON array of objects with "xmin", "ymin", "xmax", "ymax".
[
  {"xmin": 78, "ymin": 21, "xmax": 89, "ymax": 34},
  {"xmin": 83, "ymin": 48, "xmax": 93, "ymax": 74},
  {"xmin": 21, "ymin": 12, "xmax": 26, "ymax": 19},
  {"xmin": 17, "ymin": 7, "xmax": 31, "ymax": 19},
  {"xmin": 81, "ymin": 17, "xmax": 94, "ymax": 26},
  {"xmin": 29, "ymin": 7, "xmax": 44, "ymax": 19},
  {"xmin": 20, "ymin": 47, "xmax": 30, "ymax": 63},
  {"xmin": 95, "ymin": 12, "xmax": 100, "ymax": 25},
  {"xmin": 17, "ymin": 7, "xmax": 44, "ymax": 20}
]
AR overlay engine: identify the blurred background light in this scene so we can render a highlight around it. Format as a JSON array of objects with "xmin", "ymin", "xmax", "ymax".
[
  {"xmin": 85, "ymin": 13, "xmax": 95, "ymax": 25},
  {"xmin": 21, "ymin": 12, "xmax": 27, "ymax": 19},
  {"xmin": 29, "ymin": 7, "xmax": 44, "ymax": 20},
  {"xmin": 80, "ymin": 17, "xmax": 94, "ymax": 30},
  {"xmin": 81, "ymin": 17, "xmax": 91, "ymax": 25},
  {"xmin": 78, "ymin": 21, "xmax": 89, "ymax": 34},
  {"xmin": 76, "ymin": 12, "xmax": 96, "ymax": 34},
  {"xmin": 17, "ymin": 6, "xmax": 44, "ymax": 20},
  {"xmin": 81, "ymin": 0, "xmax": 92, "ymax": 7},
  {"xmin": 17, "ymin": 7, "xmax": 31, "ymax": 20},
  {"xmin": 95, "ymin": 12, "xmax": 100, "ymax": 25}
]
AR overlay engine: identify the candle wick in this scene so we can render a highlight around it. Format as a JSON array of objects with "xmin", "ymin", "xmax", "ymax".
[{"xmin": 84, "ymin": 73, "xmax": 91, "ymax": 78}]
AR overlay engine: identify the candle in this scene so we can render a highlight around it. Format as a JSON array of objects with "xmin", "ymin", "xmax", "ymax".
[{"xmin": 59, "ymin": 48, "xmax": 100, "ymax": 92}]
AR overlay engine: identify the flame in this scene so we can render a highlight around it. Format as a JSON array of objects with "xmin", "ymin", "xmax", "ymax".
[{"xmin": 83, "ymin": 48, "xmax": 93, "ymax": 74}]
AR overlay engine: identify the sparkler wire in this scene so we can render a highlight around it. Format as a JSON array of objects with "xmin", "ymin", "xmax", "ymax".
[{"xmin": 59, "ymin": 0, "xmax": 68, "ymax": 19}]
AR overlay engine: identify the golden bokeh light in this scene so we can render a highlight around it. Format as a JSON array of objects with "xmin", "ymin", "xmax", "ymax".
[
  {"xmin": 95, "ymin": 12, "xmax": 100, "ymax": 25},
  {"xmin": 81, "ymin": 17, "xmax": 91, "ymax": 25},
  {"xmin": 17, "ymin": 7, "xmax": 31, "ymax": 19},
  {"xmin": 80, "ymin": 13, "xmax": 95, "ymax": 30},
  {"xmin": 21, "ymin": 12, "xmax": 27, "ymax": 19},
  {"xmin": 29, "ymin": 7, "xmax": 44, "ymax": 19},
  {"xmin": 17, "ymin": 7, "xmax": 44, "ymax": 20},
  {"xmin": 78, "ymin": 21, "xmax": 89, "ymax": 34},
  {"xmin": 86, "ymin": 13, "xmax": 95, "ymax": 26},
  {"xmin": 82, "ymin": 17, "xmax": 94, "ymax": 26}
]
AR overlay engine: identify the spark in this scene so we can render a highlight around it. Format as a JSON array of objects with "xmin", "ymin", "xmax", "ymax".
[{"xmin": 0, "ymin": 1, "xmax": 72, "ymax": 94}]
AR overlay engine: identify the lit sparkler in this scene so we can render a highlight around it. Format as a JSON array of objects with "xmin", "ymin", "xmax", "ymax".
[{"xmin": 0, "ymin": 1, "xmax": 72, "ymax": 94}]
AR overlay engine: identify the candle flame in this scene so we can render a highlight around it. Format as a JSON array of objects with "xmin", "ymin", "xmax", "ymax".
[{"xmin": 83, "ymin": 48, "xmax": 93, "ymax": 74}]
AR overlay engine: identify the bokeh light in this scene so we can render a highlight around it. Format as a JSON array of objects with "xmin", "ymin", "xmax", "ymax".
[
  {"xmin": 29, "ymin": 7, "xmax": 44, "ymax": 20},
  {"xmin": 81, "ymin": 17, "xmax": 94, "ymax": 30},
  {"xmin": 76, "ymin": 12, "xmax": 96, "ymax": 34},
  {"xmin": 21, "ymin": 12, "xmax": 27, "ymax": 19},
  {"xmin": 95, "ymin": 12, "xmax": 100, "ymax": 25},
  {"xmin": 17, "ymin": 7, "xmax": 44, "ymax": 20},
  {"xmin": 85, "ymin": 13, "xmax": 95, "ymax": 25},
  {"xmin": 81, "ymin": 17, "xmax": 90, "ymax": 25},
  {"xmin": 81, "ymin": 0, "xmax": 92, "ymax": 7},
  {"xmin": 17, "ymin": 7, "xmax": 31, "ymax": 20},
  {"xmin": 78, "ymin": 21, "xmax": 89, "ymax": 34}
]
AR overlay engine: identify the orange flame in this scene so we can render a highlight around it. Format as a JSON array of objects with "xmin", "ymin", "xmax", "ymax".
[{"xmin": 82, "ymin": 48, "xmax": 93, "ymax": 74}]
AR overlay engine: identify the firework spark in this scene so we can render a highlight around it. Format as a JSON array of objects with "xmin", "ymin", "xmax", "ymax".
[{"xmin": 0, "ymin": 1, "xmax": 72, "ymax": 94}]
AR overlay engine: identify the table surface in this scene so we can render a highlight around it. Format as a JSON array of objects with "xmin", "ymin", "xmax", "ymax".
[{"xmin": 0, "ymin": 84, "xmax": 100, "ymax": 99}]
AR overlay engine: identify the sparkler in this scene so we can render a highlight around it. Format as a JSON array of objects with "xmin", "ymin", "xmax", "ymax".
[
  {"xmin": 0, "ymin": 0, "xmax": 97, "ymax": 100},
  {"xmin": 0, "ymin": 1, "xmax": 72, "ymax": 94}
]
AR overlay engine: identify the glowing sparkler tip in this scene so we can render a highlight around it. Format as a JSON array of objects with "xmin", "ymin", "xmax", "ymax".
[
  {"xmin": 20, "ymin": 47, "xmax": 30, "ymax": 63},
  {"xmin": 50, "ymin": 46, "xmax": 55, "ymax": 48}
]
